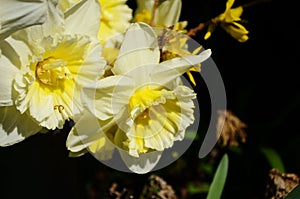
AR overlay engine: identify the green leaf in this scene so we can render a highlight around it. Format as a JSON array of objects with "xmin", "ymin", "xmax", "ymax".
[
  {"xmin": 285, "ymin": 185, "xmax": 300, "ymax": 199},
  {"xmin": 187, "ymin": 182, "xmax": 210, "ymax": 194},
  {"xmin": 260, "ymin": 147, "xmax": 285, "ymax": 173},
  {"xmin": 206, "ymin": 153, "xmax": 229, "ymax": 199},
  {"xmin": 184, "ymin": 130, "xmax": 198, "ymax": 140}
]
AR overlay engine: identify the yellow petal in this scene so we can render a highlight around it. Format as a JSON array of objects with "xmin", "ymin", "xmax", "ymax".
[
  {"xmin": 186, "ymin": 71, "xmax": 196, "ymax": 86},
  {"xmin": 222, "ymin": 22, "xmax": 249, "ymax": 42},
  {"xmin": 98, "ymin": 0, "xmax": 133, "ymax": 43},
  {"xmin": 229, "ymin": 6, "xmax": 244, "ymax": 21},
  {"xmin": 204, "ymin": 31, "xmax": 212, "ymax": 40},
  {"xmin": 204, "ymin": 23, "xmax": 217, "ymax": 40}
]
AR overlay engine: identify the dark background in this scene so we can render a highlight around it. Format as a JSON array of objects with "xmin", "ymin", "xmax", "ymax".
[{"xmin": 2, "ymin": 0, "xmax": 298, "ymax": 198}]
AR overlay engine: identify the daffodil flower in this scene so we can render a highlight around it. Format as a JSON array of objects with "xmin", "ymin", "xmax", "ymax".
[
  {"xmin": 204, "ymin": 0, "xmax": 249, "ymax": 42},
  {"xmin": 67, "ymin": 22, "xmax": 211, "ymax": 173},
  {"xmin": 134, "ymin": 0, "xmax": 182, "ymax": 27},
  {"xmin": 0, "ymin": 0, "xmax": 55, "ymax": 40},
  {"xmin": 0, "ymin": 0, "xmax": 106, "ymax": 146}
]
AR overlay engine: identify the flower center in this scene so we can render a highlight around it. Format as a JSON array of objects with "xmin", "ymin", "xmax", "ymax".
[
  {"xmin": 35, "ymin": 57, "xmax": 72, "ymax": 86},
  {"xmin": 129, "ymin": 86, "xmax": 164, "ymax": 122}
]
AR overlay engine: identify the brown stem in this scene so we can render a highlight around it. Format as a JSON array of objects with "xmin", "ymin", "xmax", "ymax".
[
  {"xmin": 150, "ymin": 0, "xmax": 159, "ymax": 26},
  {"xmin": 186, "ymin": 22, "xmax": 209, "ymax": 37}
]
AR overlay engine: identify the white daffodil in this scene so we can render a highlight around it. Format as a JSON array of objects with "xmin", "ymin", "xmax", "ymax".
[
  {"xmin": 67, "ymin": 23, "xmax": 211, "ymax": 173},
  {"xmin": 0, "ymin": 0, "xmax": 106, "ymax": 146},
  {"xmin": 0, "ymin": 0, "xmax": 54, "ymax": 40},
  {"xmin": 134, "ymin": 0, "xmax": 182, "ymax": 27}
]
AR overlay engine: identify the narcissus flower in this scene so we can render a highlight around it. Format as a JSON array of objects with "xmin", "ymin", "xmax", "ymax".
[
  {"xmin": 204, "ymin": 0, "xmax": 249, "ymax": 42},
  {"xmin": 67, "ymin": 23, "xmax": 211, "ymax": 173},
  {"xmin": 0, "ymin": 0, "xmax": 106, "ymax": 146},
  {"xmin": 0, "ymin": 0, "xmax": 54, "ymax": 40}
]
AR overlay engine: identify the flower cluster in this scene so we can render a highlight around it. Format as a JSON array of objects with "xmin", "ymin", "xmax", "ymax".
[{"xmin": 0, "ymin": 0, "xmax": 247, "ymax": 174}]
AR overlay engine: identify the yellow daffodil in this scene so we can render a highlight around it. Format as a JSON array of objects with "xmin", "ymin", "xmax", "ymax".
[
  {"xmin": 204, "ymin": 0, "xmax": 249, "ymax": 42},
  {"xmin": 0, "ymin": 0, "xmax": 56, "ymax": 40},
  {"xmin": 134, "ymin": 0, "xmax": 182, "ymax": 27},
  {"xmin": 67, "ymin": 22, "xmax": 211, "ymax": 173},
  {"xmin": 0, "ymin": 0, "xmax": 106, "ymax": 146}
]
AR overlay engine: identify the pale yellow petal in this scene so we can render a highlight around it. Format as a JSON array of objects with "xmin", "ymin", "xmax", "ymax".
[
  {"xmin": 0, "ymin": 0, "xmax": 48, "ymax": 40},
  {"xmin": 82, "ymin": 75, "xmax": 134, "ymax": 120},
  {"xmin": 65, "ymin": 0, "xmax": 101, "ymax": 38},
  {"xmin": 66, "ymin": 110, "xmax": 105, "ymax": 152},
  {"xmin": 11, "ymin": 0, "xmax": 64, "ymax": 51},
  {"xmin": 0, "ymin": 40, "xmax": 20, "ymax": 106},
  {"xmin": 0, "ymin": 106, "xmax": 42, "ymax": 147},
  {"xmin": 154, "ymin": 0, "xmax": 182, "ymax": 27},
  {"xmin": 112, "ymin": 23, "xmax": 160, "ymax": 75},
  {"xmin": 119, "ymin": 148, "xmax": 162, "ymax": 174},
  {"xmin": 98, "ymin": 0, "xmax": 132, "ymax": 43},
  {"xmin": 154, "ymin": 49, "xmax": 211, "ymax": 86}
]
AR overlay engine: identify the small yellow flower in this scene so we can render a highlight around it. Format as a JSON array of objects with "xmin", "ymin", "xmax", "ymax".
[{"xmin": 204, "ymin": 0, "xmax": 249, "ymax": 42}]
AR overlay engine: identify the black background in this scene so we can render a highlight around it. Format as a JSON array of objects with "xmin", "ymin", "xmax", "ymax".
[{"xmin": 2, "ymin": 0, "xmax": 298, "ymax": 199}]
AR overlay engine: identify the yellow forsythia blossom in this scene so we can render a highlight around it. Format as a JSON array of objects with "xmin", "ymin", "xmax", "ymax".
[{"xmin": 205, "ymin": 0, "xmax": 249, "ymax": 42}]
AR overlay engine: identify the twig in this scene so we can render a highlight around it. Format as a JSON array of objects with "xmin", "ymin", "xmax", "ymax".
[{"xmin": 186, "ymin": 22, "xmax": 208, "ymax": 37}]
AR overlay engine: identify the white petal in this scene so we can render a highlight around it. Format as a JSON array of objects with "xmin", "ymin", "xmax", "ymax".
[
  {"xmin": 119, "ymin": 149, "xmax": 162, "ymax": 174},
  {"xmin": 67, "ymin": 109, "xmax": 117, "ymax": 159},
  {"xmin": 81, "ymin": 75, "xmax": 134, "ymax": 120},
  {"xmin": 0, "ymin": 0, "xmax": 47, "ymax": 40},
  {"xmin": 11, "ymin": 0, "xmax": 64, "ymax": 48},
  {"xmin": 66, "ymin": 110, "xmax": 104, "ymax": 152},
  {"xmin": 112, "ymin": 22, "xmax": 160, "ymax": 75},
  {"xmin": 154, "ymin": 0, "xmax": 182, "ymax": 27},
  {"xmin": 0, "ymin": 40, "xmax": 20, "ymax": 106},
  {"xmin": 75, "ymin": 44, "xmax": 106, "ymax": 85},
  {"xmin": 64, "ymin": 0, "xmax": 101, "ymax": 38},
  {"xmin": 153, "ymin": 49, "xmax": 211, "ymax": 85},
  {"xmin": 0, "ymin": 106, "xmax": 42, "ymax": 146}
]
